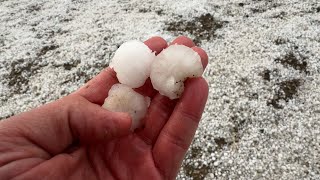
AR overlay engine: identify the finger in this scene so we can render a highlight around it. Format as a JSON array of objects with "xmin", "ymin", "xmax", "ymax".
[
  {"xmin": 134, "ymin": 37, "xmax": 168, "ymax": 98},
  {"xmin": 144, "ymin": 36, "xmax": 168, "ymax": 55},
  {"xmin": 75, "ymin": 36, "xmax": 168, "ymax": 104},
  {"xmin": 139, "ymin": 37, "xmax": 208, "ymax": 144},
  {"xmin": 192, "ymin": 46, "xmax": 208, "ymax": 69},
  {"xmin": 0, "ymin": 95, "xmax": 131, "ymax": 156},
  {"xmin": 136, "ymin": 94, "xmax": 177, "ymax": 144},
  {"xmin": 152, "ymin": 78, "xmax": 209, "ymax": 179},
  {"xmin": 67, "ymin": 95, "xmax": 132, "ymax": 145},
  {"xmin": 74, "ymin": 67, "xmax": 118, "ymax": 105},
  {"xmin": 170, "ymin": 36, "xmax": 196, "ymax": 47},
  {"xmin": 171, "ymin": 36, "xmax": 208, "ymax": 68}
]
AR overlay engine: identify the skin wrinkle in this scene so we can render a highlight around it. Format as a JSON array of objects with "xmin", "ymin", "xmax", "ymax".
[
  {"xmin": 0, "ymin": 145, "xmax": 44, "ymax": 168},
  {"xmin": 0, "ymin": 129, "xmax": 51, "ymax": 170},
  {"xmin": 26, "ymin": 153, "xmax": 80, "ymax": 180},
  {"xmin": 0, "ymin": 137, "xmax": 31, "ymax": 164},
  {"xmin": 151, "ymin": 154, "xmax": 167, "ymax": 180},
  {"xmin": 45, "ymin": 155, "xmax": 75, "ymax": 179},
  {"xmin": 19, "ymin": 134, "xmax": 52, "ymax": 159},
  {"xmin": 1, "ymin": 158, "xmax": 44, "ymax": 180},
  {"xmin": 92, "ymin": 145, "xmax": 113, "ymax": 180},
  {"xmin": 159, "ymin": 128, "xmax": 190, "ymax": 151},
  {"xmin": 66, "ymin": 97, "xmax": 80, "ymax": 148},
  {"xmin": 137, "ymin": 131, "xmax": 153, "ymax": 146},
  {"xmin": 85, "ymin": 148, "xmax": 99, "ymax": 180},
  {"xmin": 22, "ymin": 129, "xmax": 53, "ymax": 157},
  {"xmin": 176, "ymin": 104, "xmax": 202, "ymax": 124},
  {"xmin": 107, "ymin": 141, "xmax": 124, "ymax": 180}
]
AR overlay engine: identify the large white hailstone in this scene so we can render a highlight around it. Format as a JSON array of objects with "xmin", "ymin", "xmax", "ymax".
[
  {"xmin": 102, "ymin": 84, "xmax": 150, "ymax": 130},
  {"xmin": 150, "ymin": 45, "xmax": 203, "ymax": 99},
  {"xmin": 110, "ymin": 40, "xmax": 156, "ymax": 88}
]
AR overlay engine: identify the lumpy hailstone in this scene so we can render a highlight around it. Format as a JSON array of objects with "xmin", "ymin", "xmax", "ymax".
[
  {"xmin": 102, "ymin": 84, "xmax": 150, "ymax": 130},
  {"xmin": 150, "ymin": 45, "xmax": 203, "ymax": 99},
  {"xmin": 110, "ymin": 40, "xmax": 155, "ymax": 88}
]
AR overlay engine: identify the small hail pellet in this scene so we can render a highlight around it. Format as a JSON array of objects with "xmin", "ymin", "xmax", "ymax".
[
  {"xmin": 150, "ymin": 44, "xmax": 203, "ymax": 99},
  {"xmin": 102, "ymin": 84, "xmax": 150, "ymax": 130},
  {"xmin": 110, "ymin": 40, "xmax": 156, "ymax": 88}
]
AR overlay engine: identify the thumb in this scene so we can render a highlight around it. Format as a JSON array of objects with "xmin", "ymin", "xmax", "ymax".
[{"xmin": 68, "ymin": 95, "xmax": 132, "ymax": 144}]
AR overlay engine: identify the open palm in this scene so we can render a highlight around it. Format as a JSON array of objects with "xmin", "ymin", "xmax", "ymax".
[{"xmin": 0, "ymin": 36, "xmax": 208, "ymax": 180}]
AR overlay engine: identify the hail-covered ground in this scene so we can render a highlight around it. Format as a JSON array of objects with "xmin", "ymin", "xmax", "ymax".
[{"xmin": 0, "ymin": 0, "xmax": 320, "ymax": 179}]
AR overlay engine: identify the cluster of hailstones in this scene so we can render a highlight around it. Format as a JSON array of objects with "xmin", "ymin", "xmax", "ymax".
[{"xmin": 102, "ymin": 40, "xmax": 204, "ymax": 130}]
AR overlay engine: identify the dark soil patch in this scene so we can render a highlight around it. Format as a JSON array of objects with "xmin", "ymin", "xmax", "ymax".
[
  {"xmin": 6, "ymin": 59, "xmax": 45, "ymax": 94},
  {"xmin": 267, "ymin": 79, "xmax": 302, "ymax": 109},
  {"xmin": 278, "ymin": 79, "xmax": 301, "ymax": 100},
  {"xmin": 183, "ymin": 146, "xmax": 213, "ymax": 179},
  {"xmin": 139, "ymin": 8, "xmax": 163, "ymax": 15},
  {"xmin": 37, "ymin": 45, "xmax": 59, "ymax": 56},
  {"xmin": 260, "ymin": 69, "xmax": 271, "ymax": 81},
  {"xmin": 61, "ymin": 17, "xmax": 73, "ymax": 23},
  {"xmin": 63, "ymin": 62, "xmax": 77, "ymax": 70},
  {"xmin": 275, "ymin": 52, "xmax": 308, "ymax": 73},
  {"xmin": 214, "ymin": 137, "xmax": 228, "ymax": 149},
  {"xmin": 155, "ymin": 9, "xmax": 164, "ymax": 15},
  {"xmin": 248, "ymin": 92, "xmax": 259, "ymax": 100},
  {"xmin": 251, "ymin": 8, "xmax": 267, "ymax": 14},
  {"xmin": 235, "ymin": 77, "xmax": 250, "ymax": 87},
  {"xmin": 310, "ymin": 6, "xmax": 320, "ymax": 13},
  {"xmin": 271, "ymin": 11, "xmax": 286, "ymax": 19},
  {"xmin": 35, "ymin": 29, "xmax": 68, "ymax": 39},
  {"xmin": 231, "ymin": 124, "xmax": 241, "ymax": 143},
  {"xmin": 248, "ymin": 1, "xmax": 283, "ymax": 16},
  {"xmin": 190, "ymin": 146, "xmax": 202, "ymax": 159},
  {"xmin": 0, "ymin": 39, "xmax": 4, "ymax": 47},
  {"xmin": 75, "ymin": 69, "xmax": 91, "ymax": 83},
  {"xmin": 229, "ymin": 113, "xmax": 248, "ymax": 144},
  {"xmin": 53, "ymin": 59, "xmax": 81, "ymax": 70},
  {"xmin": 274, "ymin": 37, "xmax": 287, "ymax": 45},
  {"xmin": 26, "ymin": 4, "xmax": 41, "ymax": 13},
  {"xmin": 138, "ymin": 8, "xmax": 149, "ymax": 13},
  {"xmin": 184, "ymin": 163, "xmax": 211, "ymax": 180},
  {"xmin": 165, "ymin": 13, "xmax": 225, "ymax": 45}
]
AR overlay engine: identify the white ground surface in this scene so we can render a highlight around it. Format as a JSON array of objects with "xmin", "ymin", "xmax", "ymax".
[{"xmin": 1, "ymin": 0, "xmax": 320, "ymax": 179}]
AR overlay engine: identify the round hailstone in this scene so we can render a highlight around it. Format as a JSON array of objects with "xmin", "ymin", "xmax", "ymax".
[
  {"xmin": 102, "ymin": 84, "xmax": 150, "ymax": 130},
  {"xmin": 110, "ymin": 40, "xmax": 156, "ymax": 88},
  {"xmin": 150, "ymin": 45, "xmax": 203, "ymax": 99}
]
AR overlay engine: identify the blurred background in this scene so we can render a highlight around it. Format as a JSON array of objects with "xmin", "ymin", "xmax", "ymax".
[{"xmin": 1, "ymin": 0, "xmax": 320, "ymax": 179}]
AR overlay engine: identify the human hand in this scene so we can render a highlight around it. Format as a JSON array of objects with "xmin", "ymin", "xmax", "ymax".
[{"xmin": 0, "ymin": 36, "xmax": 209, "ymax": 180}]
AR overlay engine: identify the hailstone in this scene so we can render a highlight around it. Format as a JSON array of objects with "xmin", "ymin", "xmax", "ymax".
[
  {"xmin": 102, "ymin": 84, "xmax": 150, "ymax": 130},
  {"xmin": 150, "ymin": 45, "xmax": 203, "ymax": 99},
  {"xmin": 110, "ymin": 40, "xmax": 156, "ymax": 88}
]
